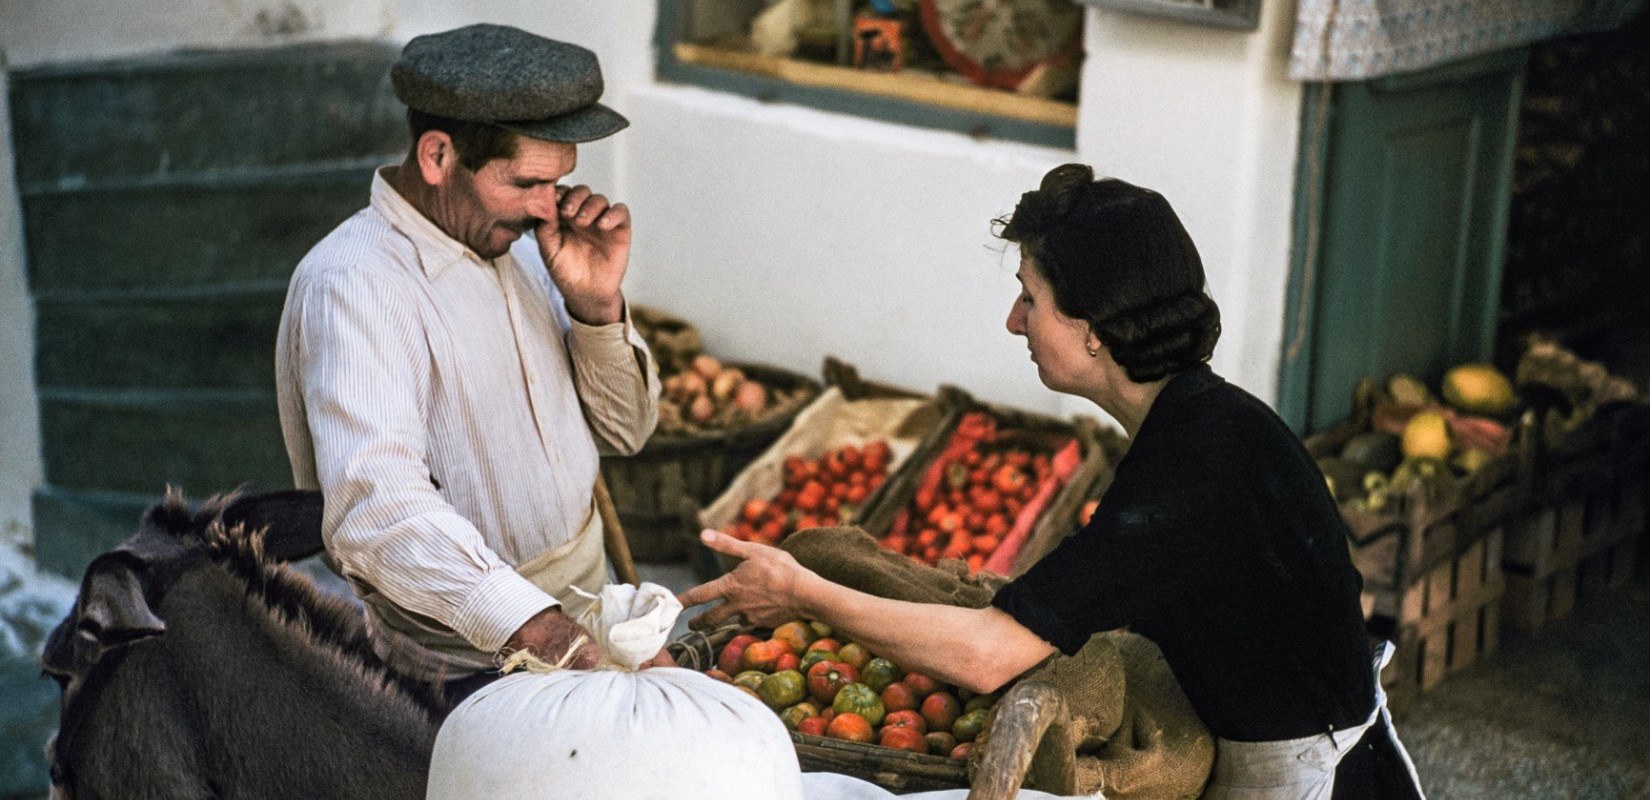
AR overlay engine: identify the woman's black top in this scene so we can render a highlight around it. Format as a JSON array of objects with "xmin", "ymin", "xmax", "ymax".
[{"xmin": 992, "ymin": 363, "xmax": 1375, "ymax": 743}]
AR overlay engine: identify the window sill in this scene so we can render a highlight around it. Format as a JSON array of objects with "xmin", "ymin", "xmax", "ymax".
[{"xmin": 673, "ymin": 43, "xmax": 1078, "ymax": 130}]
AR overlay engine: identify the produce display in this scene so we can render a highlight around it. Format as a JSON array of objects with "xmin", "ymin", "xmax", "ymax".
[
  {"xmin": 657, "ymin": 354, "xmax": 813, "ymax": 435},
  {"xmin": 879, "ymin": 412, "xmax": 1081, "ymax": 574},
  {"xmin": 704, "ymin": 620, "xmax": 997, "ymax": 760},
  {"xmin": 631, "ymin": 307, "xmax": 813, "ymax": 436},
  {"xmin": 721, "ymin": 440, "xmax": 894, "ymax": 546},
  {"xmin": 1316, "ymin": 364, "xmax": 1519, "ymax": 514},
  {"xmin": 1516, "ymin": 335, "xmax": 1642, "ymax": 432}
]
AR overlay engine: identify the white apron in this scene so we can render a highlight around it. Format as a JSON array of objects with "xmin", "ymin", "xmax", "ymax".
[
  {"xmin": 359, "ymin": 496, "xmax": 609, "ymax": 682},
  {"xmin": 1200, "ymin": 642, "xmax": 1425, "ymax": 800}
]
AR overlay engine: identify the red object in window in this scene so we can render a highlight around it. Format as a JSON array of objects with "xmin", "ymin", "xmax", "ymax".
[{"xmin": 917, "ymin": 0, "xmax": 1083, "ymax": 91}]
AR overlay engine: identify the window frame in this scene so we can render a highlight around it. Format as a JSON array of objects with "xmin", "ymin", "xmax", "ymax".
[{"xmin": 653, "ymin": 2, "xmax": 1079, "ymax": 149}]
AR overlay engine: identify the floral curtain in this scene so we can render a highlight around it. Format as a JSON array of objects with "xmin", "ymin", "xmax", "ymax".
[{"xmin": 1289, "ymin": 0, "xmax": 1645, "ymax": 80}]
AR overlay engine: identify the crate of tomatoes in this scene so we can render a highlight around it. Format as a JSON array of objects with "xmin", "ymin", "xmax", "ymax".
[
  {"xmin": 858, "ymin": 388, "xmax": 1115, "ymax": 578},
  {"xmin": 669, "ymin": 619, "xmax": 992, "ymax": 792},
  {"xmin": 693, "ymin": 360, "xmax": 952, "ymax": 578}
]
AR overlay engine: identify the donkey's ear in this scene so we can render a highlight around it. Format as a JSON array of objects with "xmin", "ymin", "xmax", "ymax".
[
  {"xmin": 42, "ymin": 553, "xmax": 165, "ymax": 681},
  {"xmin": 77, "ymin": 558, "xmax": 166, "ymax": 645},
  {"xmin": 221, "ymin": 490, "xmax": 325, "ymax": 563}
]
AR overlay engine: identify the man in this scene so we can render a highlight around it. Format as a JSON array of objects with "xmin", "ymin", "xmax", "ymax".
[{"xmin": 275, "ymin": 24, "xmax": 662, "ymax": 703}]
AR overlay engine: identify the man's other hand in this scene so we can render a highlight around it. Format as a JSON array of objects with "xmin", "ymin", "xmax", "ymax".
[{"xmin": 503, "ymin": 606, "xmax": 604, "ymax": 670}]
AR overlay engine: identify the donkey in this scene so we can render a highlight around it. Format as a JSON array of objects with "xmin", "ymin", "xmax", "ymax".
[{"xmin": 41, "ymin": 490, "xmax": 444, "ymax": 800}]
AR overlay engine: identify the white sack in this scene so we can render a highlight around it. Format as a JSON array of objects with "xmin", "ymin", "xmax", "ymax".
[
  {"xmin": 572, "ymin": 582, "xmax": 682, "ymax": 669},
  {"xmin": 428, "ymin": 582, "xmax": 804, "ymax": 800}
]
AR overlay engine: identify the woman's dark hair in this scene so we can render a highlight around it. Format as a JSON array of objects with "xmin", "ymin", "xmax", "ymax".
[
  {"xmin": 407, "ymin": 109, "xmax": 519, "ymax": 172},
  {"xmin": 996, "ymin": 164, "xmax": 1221, "ymax": 383}
]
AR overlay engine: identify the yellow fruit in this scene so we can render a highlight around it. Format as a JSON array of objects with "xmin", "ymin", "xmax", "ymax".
[
  {"xmin": 1401, "ymin": 411, "xmax": 1452, "ymax": 460},
  {"xmin": 1441, "ymin": 364, "xmax": 1516, "ymax": 417}
]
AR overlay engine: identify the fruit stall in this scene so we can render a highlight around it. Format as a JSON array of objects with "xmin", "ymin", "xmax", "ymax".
[{"xmin": 606, "ymin": 303, "xmax": 1646, "ymax": 784}]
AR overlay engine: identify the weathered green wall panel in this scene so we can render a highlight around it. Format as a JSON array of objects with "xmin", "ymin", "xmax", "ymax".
[
  {"xmin": 22, "ymin": 176, "xmax": 373, "ymax": 291},
  {"xmin": 35, "ymin": 290, "xmax": 286, "ymax": 390},
  {"xmin": 9, "ymin": 41, "xmax": 405, "ymax": 187},
  {"xmin": 39, "ymin": 391, "xmax": 289, "ymax": 496},
  {"xmin": 11, "ymin": 40, "xmax": 406, "ymax": 581},
  {"xmin": 31, "ymin": 487, "xmax": 157, "ymax": 577}
]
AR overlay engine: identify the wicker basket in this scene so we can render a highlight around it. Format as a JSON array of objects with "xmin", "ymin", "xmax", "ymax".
[{"xmin": 599, "ymin": 360, "xmax": 820, "ymax": 562}]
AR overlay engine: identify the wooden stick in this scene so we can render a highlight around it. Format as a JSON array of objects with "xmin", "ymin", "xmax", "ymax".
[
  {"xmin": 969, "ymin": 680, "xmax": 1075, "ymax": 800},
  {"xmin": 595, "ymin": 475, "xmax": 640, "ymax": 587}
]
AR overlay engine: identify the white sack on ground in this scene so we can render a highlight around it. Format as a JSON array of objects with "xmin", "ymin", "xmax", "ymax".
[{"xmin": 427, "ymin": 582, "xmax": 804, "ymax": 800}]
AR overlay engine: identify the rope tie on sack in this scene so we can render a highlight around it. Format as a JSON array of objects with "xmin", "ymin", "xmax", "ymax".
[{"xmin": 497, "ymin": 634, "xmax": 593, "ymax": 675}]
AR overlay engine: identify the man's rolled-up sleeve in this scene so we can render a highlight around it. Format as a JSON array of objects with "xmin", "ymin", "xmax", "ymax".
[
  {"xmin": 290, "ymin": 268, "xmax": 555, "ymax": 653},
  {"xmin": 567, "ymin": 301, "xmax": 660, "ymax": 456}
]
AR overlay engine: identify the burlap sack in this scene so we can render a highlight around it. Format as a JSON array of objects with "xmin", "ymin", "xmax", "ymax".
[{"xmin": 782, "ymin": 527, "xmax": 1213, "ymax": 800}]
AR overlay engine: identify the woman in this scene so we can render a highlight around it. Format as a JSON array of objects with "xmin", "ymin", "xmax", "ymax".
[{"xmin": 678, "ymin": 165, "xmax": 1425, "ymax": 799}]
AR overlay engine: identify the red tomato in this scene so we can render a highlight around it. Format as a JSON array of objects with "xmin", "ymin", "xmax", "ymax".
[
  {"xmin": 882, "ymin": 682, "xmax": 919, "ymax": 713},
  {"xmin": 826, "ymin": 712, "xmax": 874, "ymax": 743},
  {"xmin": 807, "ymin": 660, "xmax": 860, "ymax": 705},
  {"xmin": 718, "ymin": 634, "xmax": 760, "ymax": 675},
  {"xmin": 797, "ymin": 716, "xmax": 829, "ymax": 737},
  {"xmin": 992, "ymin": 464, "xmax": 1028, "ymax": 495},
  {"xmin": 921, "ymin": 692, "xmax": 962, "ymax": 733},
  {"xmin": 879, "ymin": 725, "xmax": 928, "ymax": 754},
  {"xmin": 883, "ymin": 709, "xmax": 928, "ymax": 734}
]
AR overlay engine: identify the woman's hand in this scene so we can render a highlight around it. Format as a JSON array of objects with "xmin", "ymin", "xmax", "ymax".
[{"xmin": 677, "ymin": 530, "xmax": 816, "ymax": 630}]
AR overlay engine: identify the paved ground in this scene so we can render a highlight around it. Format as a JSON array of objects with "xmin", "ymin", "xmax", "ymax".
[{"xmin": 1398, "ymin": 568, "xmax": 1650, "ymax": 799}]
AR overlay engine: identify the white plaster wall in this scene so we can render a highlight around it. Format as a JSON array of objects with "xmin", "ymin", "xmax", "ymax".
[
  {"xmin": 0, "ymin": 60, "xmax": 44, "ymax": 550},
  {"xmin": 0, "ymin": 0, "xmax": 1305, "ymax": 445},
  {"xmin": 1071, "ymin": 2, "xmax": 1305, "ymax": 419}
]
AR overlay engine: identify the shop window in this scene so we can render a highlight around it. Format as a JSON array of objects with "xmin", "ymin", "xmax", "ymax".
[{"xmin": 657, "ymin": 0, "xmax": 1084, "ymax": 147}]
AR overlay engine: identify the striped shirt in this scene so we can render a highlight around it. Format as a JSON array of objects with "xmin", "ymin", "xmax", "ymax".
[{"xmin": 275, "ymin": 168, "xmax": 659, "ymax": 657}]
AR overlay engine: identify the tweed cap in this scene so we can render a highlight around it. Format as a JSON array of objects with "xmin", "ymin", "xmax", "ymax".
[{"xmin": 392, "ymin": 23, "xmax": 628, "ymax": 143}]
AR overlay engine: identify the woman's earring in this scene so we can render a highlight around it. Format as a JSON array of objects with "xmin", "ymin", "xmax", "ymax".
[{"xmin": 1087, "ymin": 343, "xmax": 1099, "ymax": 357}]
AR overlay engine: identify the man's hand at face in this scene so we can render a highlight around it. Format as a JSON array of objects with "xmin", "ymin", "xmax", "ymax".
[
  {"xmin": 532, "ymin": 184, "xmax": 629, "ymax": 326},
  {"xmin": 502, "ymin": 606, "xmax": 604, "ymax": 669}
]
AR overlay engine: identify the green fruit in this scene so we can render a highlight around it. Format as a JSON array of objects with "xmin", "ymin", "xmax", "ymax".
[
  {"xmin": 759, "ymin": 670, "xmax": 807, "ymax": 710},
  {"xmin": 1340, "ymin": 432, "xmax": 1403, "ymax": 474},
  {"xmin": 733, "ymin": 670, "xmax": 767, "ymax": 693},
  {"xmin": 832, "ymin": 683, "xmax": 886, "ymax": 727},
  {"xmin": 861, "ymin": 658, "xmax": 902, "ymax": 694},
  {"xmin": 808, "ymin": 620, "xmax": 834, "ymax": 639},
  {"xmin": 799, "ymin": 649, "xmax": 834, "ymax": 674},
  {"xmin": 952, "ymin": 708, "xmax": 989, "ymax": 742},
  {"xmin": 1316, "ymin": 457, "xmax": 1369, "ymax": 502},
  {"xmin": 779, "ymin": 701, "xmax": 821, "ymax": 730},
  {"xmin": 964, "ymin": 694, "xmax": 998, "ymax": 713}
]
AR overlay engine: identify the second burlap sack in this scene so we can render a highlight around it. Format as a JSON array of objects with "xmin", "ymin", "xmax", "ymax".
[{"xmin": 783, "ymin": 528, "xmax": 1213, "ymax": 800}]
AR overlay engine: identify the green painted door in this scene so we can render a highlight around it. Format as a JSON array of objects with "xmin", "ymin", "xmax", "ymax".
[{"xmin": 1279, "ymin": 50, "xmax": 1527, "ymax": 433}]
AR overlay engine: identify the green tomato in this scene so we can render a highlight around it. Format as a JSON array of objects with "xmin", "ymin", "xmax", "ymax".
[{"xmin": 832, "ymin": 683, "xmax": 886, "ymax": 727}]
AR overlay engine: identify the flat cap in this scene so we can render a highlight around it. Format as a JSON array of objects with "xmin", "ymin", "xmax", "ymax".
[{"xmin": 392, "ymin": 23, "xmax": 628, "ymax": 143}]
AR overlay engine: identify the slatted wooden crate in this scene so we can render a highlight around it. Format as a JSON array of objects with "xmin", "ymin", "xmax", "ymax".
[
  {"xmin": 1377, "ymin": 528, "xmax": 1506, "ymax": 715},
  {"xmin": 1502, "ymin": 403, "xmax": 1647, "ymax": 632}
]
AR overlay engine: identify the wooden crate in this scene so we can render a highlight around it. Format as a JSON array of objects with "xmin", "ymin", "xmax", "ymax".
[
  {"xmin": 600, "ymin": 361, "xmax": 820, "ymax": 561},
  {"xmin": 1377, "ymin": 528, "xmax": 1506, "ymax": 714},
  {"xmin": 855, "ymin": 385, "xmax": 1112, "ymax": 578},
  {"xmin": 690, "ymin": 359, "xmax": 951, "ymax": 579},
  {"xmin": 1502, "ymin": 403, "xmax": 1648, "ymax": 632}
]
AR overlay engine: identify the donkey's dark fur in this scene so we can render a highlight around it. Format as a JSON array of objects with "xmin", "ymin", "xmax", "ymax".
[{"xmin": 42, "ymin": 490, "xmax": 443, "ymax": 800}]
